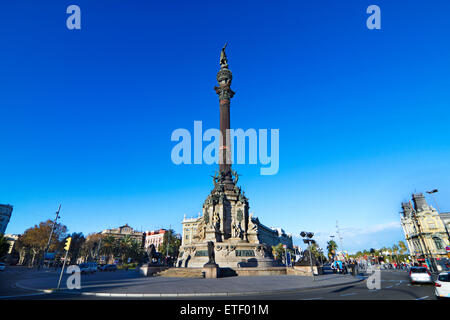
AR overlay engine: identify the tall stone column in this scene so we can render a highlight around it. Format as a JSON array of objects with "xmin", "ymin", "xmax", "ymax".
[{"xmin": 214, "ymin": 44, "xmax": 235, "ymax": 184}]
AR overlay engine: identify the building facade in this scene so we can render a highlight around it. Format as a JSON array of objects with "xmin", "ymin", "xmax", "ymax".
[
  {"xmin": 144, "ymin": 229, "xmax": 167, "ymax": 252},
  {"xmin": 440, "ymin": 212, "xmax": 450, "ymax": 234},
  {"xmin": 0, "ymin": 204, "xmax": 13, "ymax": 235},
  {"xmin": 100, "ymin": 224, "xmax": 144, "ymax": 247},
  {"xmin": 400, "ymin": 193, "xmax": 450, "ymax": 263}
]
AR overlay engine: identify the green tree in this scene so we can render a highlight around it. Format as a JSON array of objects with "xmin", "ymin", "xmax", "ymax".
[
  {"xmin": 398, "ymin": 241, "xmax": 407, "ymax": 255},
  {"xmin": 0, "ymin": 234, "xmax": 11, "ymax": 259},
  {"xmin": 309, "ymin": 243, "xmax": 326, "ymax": 263},
  {"xmin": 16, "ymin": 220, "xmax": 67, "ymax": 267},
  {"xmin": 272, "ymin": 243, "xmax": 285, "ymax": 262},
  {"xmin": 158, "ymin": 229, "xmax": 181, "ymax": 259},
  {"xmin": 66, "ymin": 232, "xmax": 85, "ymax": 264},
  {"xmin": 99, "ymin": 235, "xmax": 117, "ymax": 263},
  {"xmin": 327, "ymin": 240, "xmax": 338, "ymax": 259},
  {"xmin": 80, "ymin": 233, "xmax": 104, "ymax": 262}
]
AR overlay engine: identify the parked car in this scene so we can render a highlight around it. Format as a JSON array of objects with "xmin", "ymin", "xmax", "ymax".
[
  {"xmin": 435, "ymin": 272, "xmax": 450, "ymax": 299},
  {"xmin": 0, "ymin": 263, "xmax": 5, "ymax": 271},
  {"xmin": 409, "ymin": 266, "xmax": 433, "ymax": 284},
  {"xmin": 78, "ymin": 262, "xmax": 98, "ymax": 274},
  {"xmin": 100, "ymin": 264, "xmax": 117, "ymax": 272}
]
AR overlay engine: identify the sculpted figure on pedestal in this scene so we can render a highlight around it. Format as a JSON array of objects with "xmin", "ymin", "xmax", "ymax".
[
  {"xmin": 194, "ymin": 217, "xmax": 206, "ymax": 241},
  {"xmin": 248, "ymin": 214, "xmax": 258, "ymax": 232},
  {"xmin": 232, "ymin": 220, "xmax": 242, "ymax": 239},
  {"xmin": 212, "ymin": 211, "xmax": 220, "ymax": 231}
]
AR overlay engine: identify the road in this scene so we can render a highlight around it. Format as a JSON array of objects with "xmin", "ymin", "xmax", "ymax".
[
  {"xmin": 243, "ymin": 270, "xmax": 436, "ymax": 300},
  {"xmin": 0, "ymin": 267, "xmax": 438, "ymax": 300}
]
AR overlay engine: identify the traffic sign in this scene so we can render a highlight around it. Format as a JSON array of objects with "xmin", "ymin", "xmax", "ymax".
[{"xmin": 445, "ymin": 246, "xmax": 450, "ymax": 252}]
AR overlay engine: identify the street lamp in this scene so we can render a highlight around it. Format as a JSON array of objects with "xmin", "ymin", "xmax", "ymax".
[
  {"xmin": 40, "ymin": 204, "xmax": 61, "ymax": 270},
  {"xmin": 300, "ymin": 231, "xmax": 316, "ymax": 280}
]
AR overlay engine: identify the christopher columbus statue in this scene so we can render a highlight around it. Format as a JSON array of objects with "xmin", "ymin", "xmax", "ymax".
[{"xmin": 220, "ymin": 43, "xmax": 228, "ymax": 68}]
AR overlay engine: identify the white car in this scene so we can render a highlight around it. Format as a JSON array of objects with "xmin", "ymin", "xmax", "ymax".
[
  {"xmin": 435, "ymin": 272, "xmax": 450, "ymax": 299},
  {"xmin": 0, "ymin": 263, "xmax": 5, "ymax": 271},
  {"xmin": 409, "ymin": 266, "xmax": 433, "ymax": 284},
  {"xmin": 78, "ymin": 262, "xmax": 98, "ymax": 274}
]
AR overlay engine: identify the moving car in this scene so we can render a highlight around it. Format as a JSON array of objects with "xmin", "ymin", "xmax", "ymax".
[
  {"xmin": 100, "ymin": 264, "xmax": 117, "ymax": 272},
  {"xmin": 409, "ymin": 266, "xmax": 433, "ymax": 284},
  {"xmin": 78, "ymin": 262, "xmax": 98, "ymax": 274},
  {"xmin": 0, "ymin": 263, "xmax": 5, "ymax": 271},
  {"xmin": 435, "ymin": 272, "xmax": 450, "ymax": 299}
]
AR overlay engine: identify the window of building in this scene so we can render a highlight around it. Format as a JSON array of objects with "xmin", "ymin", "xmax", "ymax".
[{"xmin": 433, "ymin": 237, "xmax": 444, "ymax": 250}]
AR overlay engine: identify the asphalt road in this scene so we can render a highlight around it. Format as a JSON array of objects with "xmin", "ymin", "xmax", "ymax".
[
  {"xmin": 244, "ymin": 270, "xmax": 436, "ymax": 300},
  {"xmin": 0, "ymin": 267, "xmax": 438, "ymax": 300}
]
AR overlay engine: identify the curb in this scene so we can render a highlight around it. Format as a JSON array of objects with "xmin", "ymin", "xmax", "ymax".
[{"xmin": 14, "ymin": 275, "xmax": 365, "ymax": 298}]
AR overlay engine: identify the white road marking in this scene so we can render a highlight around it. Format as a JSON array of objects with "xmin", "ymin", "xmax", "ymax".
[
  {"xmin": 340, "ymin": 292, "xmax": 357, "ymax": 297},
  {"xmin": 416, "ymin": 296, "xmax": 429, "ymax": 300},
  {"xmin": 301, "ymin": 297, "xmax": 323, "ymax": 300},
  {"xmin": 0, "ymin": 292, "xmax": 49, "ymax": 299},
  {"xmin": 386, "ymin": 285, "xmax": 393, "ymax": 288}
]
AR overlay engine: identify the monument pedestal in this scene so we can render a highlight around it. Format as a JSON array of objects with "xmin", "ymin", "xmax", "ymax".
[{"xmin": 202, "ymin": 263, "xmax": 220, "ymax": 278}]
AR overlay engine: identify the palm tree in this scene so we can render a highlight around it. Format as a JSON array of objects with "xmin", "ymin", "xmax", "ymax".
[
  {"xmin": 392, "ymin": 244, "xmax": 399, "ymax": 263},
  {"xmin": 398, "ymin": 241, "xmax": 407, "ymax": 255},
  {"xmin": 100, "ymin": 235, "xmax": 116, "ymax": 264},
  {"xmin": 327, "ymin": 240, "xmax": 338, "ymax": 260},
  {"xmin": 118, "ymin": 235, "xmax": 134, "ymax": 263}
]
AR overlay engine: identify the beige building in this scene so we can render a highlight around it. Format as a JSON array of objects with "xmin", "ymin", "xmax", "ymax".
[
  {"xmin": 144, "ymin": 229, "xmax": 167, "ymax": 252},
  {"xmin": 0, "ymin": 204, "xmax": 13, "ymax": 234},
  {"xmin": 101, "ymin": 224, "xmax": 144, "ymax": 247},
  {"xmin": 400, "ymin": 193, "xmax": 450, "ymax": 263}
]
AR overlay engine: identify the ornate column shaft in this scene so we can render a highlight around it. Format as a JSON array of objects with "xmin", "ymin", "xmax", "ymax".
[{"xmin": 214, "ymin": 44, "xmax": 235, "ymax": 181}]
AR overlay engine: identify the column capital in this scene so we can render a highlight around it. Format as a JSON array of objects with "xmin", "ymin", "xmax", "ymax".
[{"xmin": 214, "ymin": 84, "xmax": 235, "ymax": 100}]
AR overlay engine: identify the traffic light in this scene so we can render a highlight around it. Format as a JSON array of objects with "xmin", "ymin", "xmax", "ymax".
[{"xmin": 64, "ymin": 237, "xmax": 72, "ymax": 251}]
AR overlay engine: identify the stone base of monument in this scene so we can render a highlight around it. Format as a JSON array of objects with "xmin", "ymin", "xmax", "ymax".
[
  {"xmin": 139, "ymin": 264, "xmax": 169, "ymax": 277},
  {"xmin": 202, "ymin": 263, "xmax": 220, "ymax": 278},
  {"xmin": 288, "ymin": 265, "xmax": 319, "ymax": 276},
  {"xmin": 178, "ymin": 242, "xmax": 276, "ymax": 269}
]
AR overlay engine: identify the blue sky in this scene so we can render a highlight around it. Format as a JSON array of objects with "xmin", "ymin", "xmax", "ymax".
[{"xmin": 1, "ymin": 1, "xmax": 450, "ymax": 253}]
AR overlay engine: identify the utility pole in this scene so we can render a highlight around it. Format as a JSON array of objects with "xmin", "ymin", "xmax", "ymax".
[
  {"xmin": 336, "ymin": 221, "xmax": 344, "ymax": 258},
  {"xmin": 39, "ymin": 204, "xmax": 61, "ymax": 270},
  {"xmin": 166, "ymin": 225, "xmax": 171, "ymax": 265}
]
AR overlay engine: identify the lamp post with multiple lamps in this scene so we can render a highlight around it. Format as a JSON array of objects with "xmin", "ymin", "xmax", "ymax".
[
  {"xmin": 300, "ymin": 231, "xmax": 316, "ymax": 280},
  {"xmin": 39, "ymin": 204, "xmax": 61, "ymax": 270}
]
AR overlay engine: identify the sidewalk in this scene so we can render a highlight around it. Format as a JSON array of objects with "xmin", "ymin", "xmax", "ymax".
[{"xmin": 15, "ymin": 271, "xmax": 365, "ymax": 297}]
